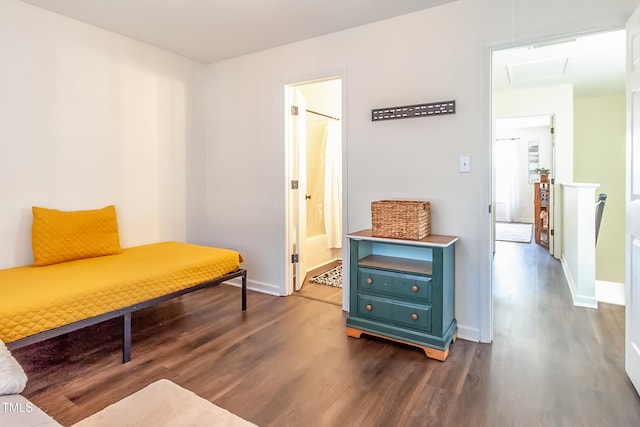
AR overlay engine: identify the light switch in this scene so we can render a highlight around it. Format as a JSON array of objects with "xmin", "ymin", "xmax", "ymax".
[{"xmin": 459, "ymin": 156, "xmax": 471, "ymax": 173}]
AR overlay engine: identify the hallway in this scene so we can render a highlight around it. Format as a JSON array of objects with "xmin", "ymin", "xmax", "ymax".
[{"xmin": 488, "ymin": 240, "xmax": 639, "ymax": 424}]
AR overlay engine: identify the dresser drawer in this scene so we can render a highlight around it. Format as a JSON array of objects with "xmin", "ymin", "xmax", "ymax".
[
  {"xmin": 358, "ymin": 267, "xmax": 432, "ymax": 302},
  {"xmin": 356, "ymin": 294, "xmax": 432, "ymax": 332}
]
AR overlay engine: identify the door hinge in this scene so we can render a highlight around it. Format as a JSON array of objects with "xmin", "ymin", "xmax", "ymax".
[
  {"xmin": 550, "ymin": 127, "xmax": 555, "ymax": 134},
  {"xmin": 550, "ymin": 229, "xmax": 554, "ymax": 236},
  {"xmin": 488, "ymin": 204, "xmax": 492, "ymax": 214},
  {"xmin": 291, "ymin": 105, "xmax": 299, "ymax": 116},
  {"xmin": 291, "ymin": 180, "xmax": 299, "ymax": 189},
  {"xmin": 550, "ymin": 178, "xmax": 555, "ymax": 185},
  {"xmin": 291, "ymin": 254, "xmax": 299, "ymax": 263}
]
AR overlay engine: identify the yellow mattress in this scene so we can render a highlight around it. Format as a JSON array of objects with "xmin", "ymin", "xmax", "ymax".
[{"xmin": 0, "ymin": 241, "xmax": 242, "ymax": 343}]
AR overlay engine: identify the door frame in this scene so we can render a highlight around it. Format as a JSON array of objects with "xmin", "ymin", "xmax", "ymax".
[
  {"xmin": 486, "ymin": 28, "xmax": 622, "ymax": 343},
  {"xmin": 284, "ymin": 70, "xmax": 349, "ymax": 310},
  {"xmin": 626, "ymin": 4, "xmax": 640, "ymax": 395}
]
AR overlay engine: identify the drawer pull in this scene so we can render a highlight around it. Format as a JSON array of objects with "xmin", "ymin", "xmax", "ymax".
[
  {"xmin": 366, "ymin": 304, "xmax": 373, "ymax": 311},
  {"xmin": 411, "ymin": 285, "xmax": 419, "ymax": 292},
  {"xmin": 366, "ymin": 277, "xmax": 373, "ymax": 284},
  {"xmin": 411, "ymin": 313, "xmax": 418, "ymax": 320}
]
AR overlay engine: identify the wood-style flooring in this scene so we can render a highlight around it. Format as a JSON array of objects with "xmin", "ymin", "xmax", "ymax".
[
  {"xmin": 11, "ymin": 241, "xmax": 640, "ymax": 426},
  {"xmin": 294, "ymin": 260, "xmax": 342, "ymax": 306}
]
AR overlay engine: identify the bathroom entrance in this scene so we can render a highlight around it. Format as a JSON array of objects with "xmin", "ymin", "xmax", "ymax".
[{"xmin": 285, "ymin": 77, "xmax": 343, "ymax": 305}]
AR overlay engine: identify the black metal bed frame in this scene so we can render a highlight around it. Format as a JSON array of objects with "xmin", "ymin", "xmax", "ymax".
[{"xmin": 6, "ymin": 268, "xmax": 247, "ymax": 363}]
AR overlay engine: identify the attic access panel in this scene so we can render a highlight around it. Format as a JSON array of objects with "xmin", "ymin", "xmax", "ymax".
[{"xmin": 372, "ymin": 100, "xmax": 455, "ymax": 121}]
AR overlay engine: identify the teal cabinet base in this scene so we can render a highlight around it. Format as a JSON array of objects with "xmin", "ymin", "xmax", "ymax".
[{"xmin": 346, "ymin": 316, "xmax": 457, "ymax": 361}]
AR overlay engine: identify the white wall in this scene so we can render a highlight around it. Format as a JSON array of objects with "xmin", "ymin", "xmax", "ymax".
[
  {"xmin": 203, "ymin": 0, "xmax": 638, "ymax": 343},
  {"xmin": 574, "ymin": 94, "xmax": 626, "ymax": 285},
  {"xmin": 205, "ymin": 3, "xmax": 490, "ymax": 339},
  {"xmin": 494, "ymin": 85, "xmax": 574, "ymax": 183},
  {"xmin": 0, "ymin": 0, "xmax": 206, "ymax": 268},
  {"xmin": 561, "ymin": 183, "xmax": 599, "ymax": 308}
]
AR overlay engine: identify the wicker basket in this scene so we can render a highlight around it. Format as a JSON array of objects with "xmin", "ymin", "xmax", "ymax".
[{"xmin": 371, "ymin": 200, "xmax": 431, "ymax": 240}]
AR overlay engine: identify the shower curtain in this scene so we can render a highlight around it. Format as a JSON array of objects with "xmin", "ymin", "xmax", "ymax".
[{"xmin": 324, "ymin": 120, "xmax": 342, "ymax": 249}]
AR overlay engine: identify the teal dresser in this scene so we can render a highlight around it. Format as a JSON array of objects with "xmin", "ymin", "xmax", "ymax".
[{"xmin": 345, "ymin": 230, "xmax": 458, "ymax": 361}]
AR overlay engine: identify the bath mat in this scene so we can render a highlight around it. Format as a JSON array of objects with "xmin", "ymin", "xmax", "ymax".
[{"xmin": 310, "ymin": 264, "xmax": 342, "ymax": 288}]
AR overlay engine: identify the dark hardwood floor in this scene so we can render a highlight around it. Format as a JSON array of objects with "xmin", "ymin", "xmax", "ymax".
[{"xmin": 12, "ymin": 241, "xmax": 640, "ymax": 426}]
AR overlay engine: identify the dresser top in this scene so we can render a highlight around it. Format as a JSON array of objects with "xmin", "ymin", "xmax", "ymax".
[{"xmin": 347, "ymin": 229, "xmax": 458, "ymax": 247}]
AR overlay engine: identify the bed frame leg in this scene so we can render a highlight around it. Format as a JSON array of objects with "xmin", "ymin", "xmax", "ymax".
[
  {"xmin": 123, "ymin": 313, "xmax": 131, "ymax": 363},
  {"xmin": 242, "ymin": 270, "xmax": 247, "ymax": 311}
]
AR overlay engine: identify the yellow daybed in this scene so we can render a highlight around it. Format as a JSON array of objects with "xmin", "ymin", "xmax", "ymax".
[{"xmin": 1, "ymin": 206, "xmax": 247, "ymax": 363}]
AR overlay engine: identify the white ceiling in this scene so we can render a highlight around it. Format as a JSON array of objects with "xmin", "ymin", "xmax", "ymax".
[
  {"xmin": 493, "ymin": 30, "xmax": 626, "ymax": 98},
  {"xmin": 21, "ymin": 0, "xmax": 457, "ymax": 64}
]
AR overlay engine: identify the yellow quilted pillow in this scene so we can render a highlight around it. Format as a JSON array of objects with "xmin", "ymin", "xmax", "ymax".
[{"xmin": 32, "ymin": 205, "xmax": 123, "ymax": 266}]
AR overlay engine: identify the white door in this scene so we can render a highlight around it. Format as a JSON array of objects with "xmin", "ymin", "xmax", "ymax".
[
  {"xmin": 626, "ymin": 3, "xmax": 640, "ymax": 395},
  {"xmin": 292, "ymin": 90, "xmax": 309, "ymax": 291}
]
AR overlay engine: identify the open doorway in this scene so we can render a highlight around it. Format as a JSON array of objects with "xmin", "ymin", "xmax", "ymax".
[
  {"xmin": 492, "ymin": 29, "xmax": 625, "ymax": 256},
  {"xmin": 495, "ymin": 115, "xmax": 554, "ymax": 248},
  {"xmin": 285, "ymin": 77, "xmax": 343, "ymax": 306},
  {"xmin": 490, "ymin": 28, "xmax": 626, "ymax": 320}
]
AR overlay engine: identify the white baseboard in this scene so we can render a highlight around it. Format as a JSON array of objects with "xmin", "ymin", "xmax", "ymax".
[
  {"xmin": 596, "ymin": 280, "xmax": 625, "ymax": 306},
  {"xmin": 226, "ymin": 278, "xmax": 282, "ymax": 296},
  {"xmin": 456, "ymin": 324, "xmax": 480, "ymax": 342},
  {"xmin": 560, "ymin": 256, "xmax": 598, "ymax": 309}
]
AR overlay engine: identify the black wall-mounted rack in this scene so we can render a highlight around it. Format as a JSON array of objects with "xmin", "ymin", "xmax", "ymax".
[{"xmin": 372, "ymin": 100, "xmax": 455, "ymax": 122}]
